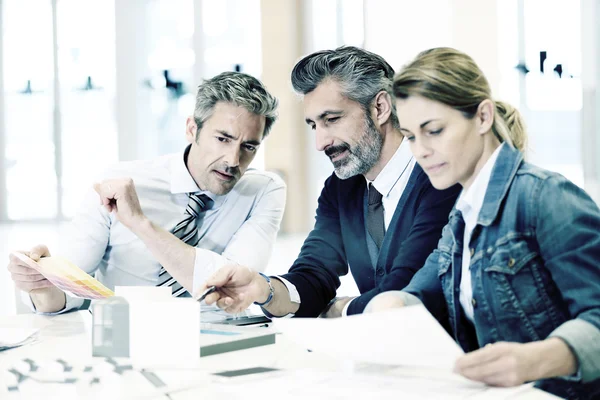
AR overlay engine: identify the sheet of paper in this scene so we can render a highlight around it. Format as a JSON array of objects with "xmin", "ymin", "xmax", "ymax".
[
  {"xmin": 11, "ymin": 253, "xmax": 114, "ymax": 300},
  {"xmin": 274, "ymin": 304, "xmax": 464, "ymax": 370},
  {"xmin": 165, "ymin": 369, "xmax": 533, "ymax": 400},
  {"xmin": 0, "ymin": 327, "xmax": 39, "ymax": 351}
]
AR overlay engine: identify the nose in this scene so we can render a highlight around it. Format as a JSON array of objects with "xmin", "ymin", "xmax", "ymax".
[
  {"xmin": 411, "ymin": 137, "xmax": 433, "ymax": 161},
  {"xmin": 224, "ymin": 146, "xmax": 241, "ymax": 168},
  {"xmin": 315, "ymin": 126, "xmax": 334, "ymax": 152}
]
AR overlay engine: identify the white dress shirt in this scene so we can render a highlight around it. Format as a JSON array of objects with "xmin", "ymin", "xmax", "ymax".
[
  {"xmin": 24, "ymin": 149, "xmax": 286, "ymax": 314},
  {"xmin": 278, "ymin": 139, "xmax": 416, "ymax": 316},
  {"xmin": 456, "ymin": 144, "xmax": 503, "ymax": 322}
]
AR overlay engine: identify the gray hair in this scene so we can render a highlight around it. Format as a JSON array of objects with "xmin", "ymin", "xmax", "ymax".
[
  {"xmin": 291, "ymin": 46, "xmax": 399, "ymax": 129},
  {"xmin": 194, "ymin": 71, "xmax": 279, "ymax": 139}
]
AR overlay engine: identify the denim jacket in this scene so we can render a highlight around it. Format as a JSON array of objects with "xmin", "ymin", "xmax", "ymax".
[{"xmin": 402, "ymin": 144, "xmax": 600, "ymax": 400}]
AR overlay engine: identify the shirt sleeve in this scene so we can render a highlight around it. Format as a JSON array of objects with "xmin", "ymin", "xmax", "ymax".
[
  {"xmin": 279, "ymin": 175, "xmax": 348, "ymax": 317},
  {"xmin": 21, "ymin": 290, "xmax": 85, "ymax": 316},
  {"xmin": 534, "ymin": 175, "xmax": 600, "ymax": 383},
  {"xmin": 192, "ymin": 175, "xmax": 286, "ymax": 293}
]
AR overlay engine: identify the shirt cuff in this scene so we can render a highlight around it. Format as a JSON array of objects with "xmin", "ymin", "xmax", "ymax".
[
  {"xmin": 20, "ymin": 290, "xmax": 84, "ymax": 315},
  {"xmin": 548, "ymin": 318, "xmax": 600, "ymax": 383},
  {"xmin": 273, "ymin": 276, "xmax": 300, "ymax": 303},
  {"xmin": 342, "ymin": 298, "xmax": 355, "ymax": 317},
  {"xmin": 260, "ymin": 276, "xmax": 300, "ymax": 319}
]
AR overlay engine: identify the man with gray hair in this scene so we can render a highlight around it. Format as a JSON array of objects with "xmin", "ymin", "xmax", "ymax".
[
  {"xmin": 8, "ymin": 71, "xmax": 286, "ymax": 314},
  {"xmin": 199, "ymin": 46, "xmax": 460, "ymax": 318}
]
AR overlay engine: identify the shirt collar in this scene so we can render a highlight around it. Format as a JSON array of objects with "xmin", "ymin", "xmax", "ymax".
[
  {"xmin": 456, "ymin": 143, "xmax": 504, "ymax": 223},
  {"xmin": 365, "ymin": 138, "xmax": 413, "ymax": 198},
  {"xmin": 169, "ymin": 145, "xmax": 224, "ymax": 207}
]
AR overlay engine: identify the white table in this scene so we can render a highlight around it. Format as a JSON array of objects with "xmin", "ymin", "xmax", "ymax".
[{"xmin": 0, "ymin": 311, "xmax": 562, "ymax": 399}]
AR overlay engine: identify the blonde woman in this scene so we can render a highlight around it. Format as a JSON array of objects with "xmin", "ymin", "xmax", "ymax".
[{"xmin": 367, "ymin": 48, "xmax": 600, "ymax": 399}]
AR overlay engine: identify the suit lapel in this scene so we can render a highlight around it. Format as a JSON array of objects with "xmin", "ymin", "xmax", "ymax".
[{"xmin": 377, "ymin": 164, "xmax": 423, "ymax": 267}]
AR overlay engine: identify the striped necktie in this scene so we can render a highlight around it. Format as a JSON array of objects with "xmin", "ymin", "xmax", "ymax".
[{"xmin": 157, "ymin": 193, "xmax": 213, "ymax": 297}]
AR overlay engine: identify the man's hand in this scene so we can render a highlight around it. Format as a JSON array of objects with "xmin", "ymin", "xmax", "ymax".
[
  {"xmin": 195, "ymin": 265, "xmax": 270, "ymax": 314},
  {"xmin": 454, "ymin": 339, "xmax": 577, "ymax": 387},
  {"xmin": 320, "ymin": 296, "xmax": 355, "ymax": 318},
  {"xmin": 7, "ymin": 245, "xmax": 55, "ymax": 293},
  {"xmin": 94, "ymin": 178, "xmax": 146, "ymax": 230}
]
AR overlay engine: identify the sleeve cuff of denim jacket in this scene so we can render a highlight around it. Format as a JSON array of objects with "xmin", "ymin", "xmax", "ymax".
[{"xmin": 549, "ymin": 318, "xmax": 600, "ymax": 383}]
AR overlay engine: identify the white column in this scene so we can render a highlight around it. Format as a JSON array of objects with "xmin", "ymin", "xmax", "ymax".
[
  {"xmin": 451, "ymin": 0, "xmax": 501, "ymax": 93},
  {"xmin": 114, "ymin": 0, "xmax": 154, "ymax": 161},
  {"xmin": 581, "ymin": 0, "xmax": 600, "ymax": 203},
  {"xmin": 261, "ymin": 0, "xmax": 310, "ymax": 233}
]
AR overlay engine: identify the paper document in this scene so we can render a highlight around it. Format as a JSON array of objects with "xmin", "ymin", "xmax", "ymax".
[
  {"xmin": 11, "ymin": 252, "xmax": 114, "ymax": 300},
  {"xmin": 175, "ymin": 369, "xmax": 533, "ymax": 400},
  {"xmin": 0, "ymin": 327, "xmax": 39, "ymax": 352},
  {"xmin": 274, "ymin": 304, "xmax": 464, "ymax": 370}
]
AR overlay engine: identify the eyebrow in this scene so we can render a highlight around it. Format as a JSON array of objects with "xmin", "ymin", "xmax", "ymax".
[
  {"xmin": 216, "ymin": 130, "xmax": 261, "ymax": 146},
  {"xmin": 400, "ymin": 119, "xmax": 440, "ymax": 134},
  {"xmin": 305, "ymin": 110, "xmax": 343, "ymax": 125}
]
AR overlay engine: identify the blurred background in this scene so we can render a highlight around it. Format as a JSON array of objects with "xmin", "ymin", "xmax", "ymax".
[{"xmin": 1, "ymin": 0, "xmax": 599, "ymax": 315}]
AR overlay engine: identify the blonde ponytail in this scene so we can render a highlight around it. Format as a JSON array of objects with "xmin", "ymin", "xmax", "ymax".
[{"xmin": 493, "ymin": 101, "xmax": 527, "ymax": 152}]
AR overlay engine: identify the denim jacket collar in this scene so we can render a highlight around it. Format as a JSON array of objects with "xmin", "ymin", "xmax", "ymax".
[
  {"xmin": 477, "ymin": 144, "xmax": 523, "ymax": 226},
  {"xmin": 447, "ymin": 143, "xmax": 523, "ymax": 230}
]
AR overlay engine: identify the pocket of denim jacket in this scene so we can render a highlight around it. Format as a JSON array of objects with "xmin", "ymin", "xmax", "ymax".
[{"xmin": 483, "ymin": 240, "xmax": 538, "ymax": 275}]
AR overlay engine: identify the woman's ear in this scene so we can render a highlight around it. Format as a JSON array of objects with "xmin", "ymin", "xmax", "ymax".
[{"xmin": 476, "ymin": 99, "xmax": 495, "ymax": 135}]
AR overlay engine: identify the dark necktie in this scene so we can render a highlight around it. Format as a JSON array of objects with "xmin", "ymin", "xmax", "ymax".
[
  {"xmin": 366, "ymin": 183, "xmax": 385, "ymax": 249},
  {"xmin": 156, "ymin": 193, "xmax": 213, "ymax": 297}
]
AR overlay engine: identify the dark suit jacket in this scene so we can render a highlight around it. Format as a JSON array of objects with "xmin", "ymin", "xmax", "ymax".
[{"xmin": 280, "ymin": 164, "xmax": 460, "ymax": 316}]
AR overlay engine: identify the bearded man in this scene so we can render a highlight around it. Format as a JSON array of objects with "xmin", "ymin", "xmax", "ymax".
[{"xmin": 198, "ymin": 47, "xmax": 460, "ymax": 318}]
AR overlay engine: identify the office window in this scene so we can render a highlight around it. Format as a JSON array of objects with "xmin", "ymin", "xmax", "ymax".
[
  {"xmin": 3, "ymin": 0, "xmax": 56, "ymax": 219},
  {"xmin": 522, "ymin": 0, "xmax": 583, "ymax": 187},
  {"xmin": 57, "ymin": 0, "xmax": 118, "ymax": 217},
  {"xmin": 1, "ymin": 0, "xmax": 118, "ymax": 220},
  {"xmin": 146, "ymin": 0, "xmax": 195, "ymax": 157}
]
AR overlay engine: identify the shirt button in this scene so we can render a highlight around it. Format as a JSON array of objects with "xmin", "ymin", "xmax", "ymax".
[
  {"xmin": 508, "ymin": 258, "xmax": 515, "ymax": 268},
  {"xmin": 470, "ymin": 248, "xmax": 475, "ymax": 257},
  {"xmin": 471, "ymin": 298, "xmax": 477, "ymax": 308},
  {"xmin": 376, "ymin": 268, "xmax": 384, "ymax": 277}
]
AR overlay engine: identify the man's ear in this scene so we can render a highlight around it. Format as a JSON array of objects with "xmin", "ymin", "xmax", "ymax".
[
  {"xmin": 476, "ymin": 99, "xmax": 494, "ymax": 135},
  {"xmin": 373, "ymin": 90, "xmax": 393, "ymax": 126},
  {"xmin": 186, "ymin": 116, "xmax": 197, "ymax": 143}
]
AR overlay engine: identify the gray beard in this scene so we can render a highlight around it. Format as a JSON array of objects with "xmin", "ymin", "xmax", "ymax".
[{"xmin": 333, "ymin": 115, "xmax": 383, "ymax": 180}]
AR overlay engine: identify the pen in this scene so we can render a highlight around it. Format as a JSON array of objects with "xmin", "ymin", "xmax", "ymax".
[{"xmin": 196, "ymin": 285, "xmax": 217, "ymax": 302}]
